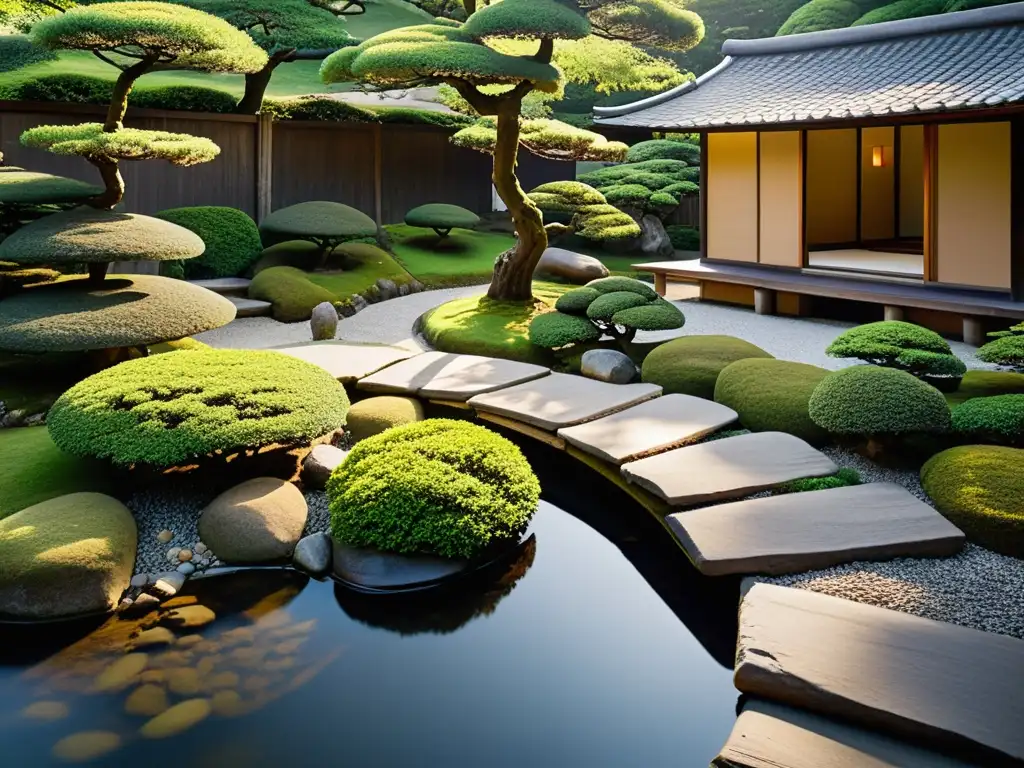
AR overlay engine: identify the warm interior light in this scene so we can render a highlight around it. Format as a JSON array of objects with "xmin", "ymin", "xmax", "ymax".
[{"xmin": 872, "ymin": 145, "xmax": 885, "ymax": 167}]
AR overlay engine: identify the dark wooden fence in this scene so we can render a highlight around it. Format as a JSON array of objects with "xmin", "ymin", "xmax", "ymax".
[
  {"xmin": 0, "ymin": 101, "xmax": 572, "ymax": 223},
  {"xmin": 666, "ymin": 196, "xmax": 700, "ymax": 228}
]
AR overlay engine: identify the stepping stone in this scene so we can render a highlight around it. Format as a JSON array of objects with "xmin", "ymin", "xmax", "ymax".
[
  {"xmin": 273, "ymin": 341, "xmax": 419, "ymax": 383},
  {"xmin": 716, "ymin": 699, "xmax": 975, "ymax": 768},
  {"xmin": 667, "ymin": 483, "xmax": 964, "ymax": 576},
  {"xmin": 188, "ymin": 277, "xmax": 251, "ymax": 295},
  {"xmin": 736, "ymin": 584, "xmax": 1024, "ymax": 764},
  {"xmin": 228, "ymin": 297, "xmax": 271, "ymax": 318},
  {"xmin": 358, "ymin": 351, "xmax": 550, "ymax": 401},
  {"xmin": 558, "ymin": 394, "xmax": 738, "ymax": 465},
  {"xmin": 467, "ymin": 373, "xmax": 662, "ymax": 431},
  {"xmin": 621, "ymin": 431, "xmax": 836, "ymax": 507}
]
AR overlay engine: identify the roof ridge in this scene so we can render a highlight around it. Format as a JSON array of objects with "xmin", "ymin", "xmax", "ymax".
[
  {"xmin": 723, "ymin": 1, "xmax": 1024, "ymax": 57},
  {"xmin": 594, "ymin": 56, "xmax": 733, "ymax": 119}
]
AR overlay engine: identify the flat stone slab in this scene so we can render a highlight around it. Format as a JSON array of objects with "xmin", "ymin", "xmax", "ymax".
[
  {"xmin": 557, "ymin": 394, "xmax": 738, "ymax": 465},
  {"xmin": 358, "ymin": 351, "xmax": 550, "ymax": 401},
  {"xmin": 467, "ymin": 373, "xmax": 662, "ymax": 431},
  {"xmin": 188, "ymin": 277, "xmax": 251, "ymax": 294},
  {"xmin": 667, "ymin": 483, "xmax": 964, "ymax": 576},
  {"xmin": 621, "ymin": 431, "xmax": 837, "ymax": 506},
  {"xmin": 736, "ymin": 584, "xmax": 1024, "ymax": 764},
  {"xmin": 273, "ymin": 341, "xmax": 418, "ymax": 383},
  {"xmin": 229, "ymin": 297, "xmax": 271, "ymax": 318},
  {"xmin": 715, "ymin": 699, "xmax": 975, "ymax": 768}
]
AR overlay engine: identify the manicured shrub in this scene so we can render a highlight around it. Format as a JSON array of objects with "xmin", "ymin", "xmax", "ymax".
[
  {"xmin": 129, "ymin": 84, "xmax": 239, "ymax": 113},
  {"xmin": 921, "ymin": 445, "xmax": 1024, "ymax": 557},
  {"xmin": 714, "ymin": 358, "xmax": 831, "ymax": 444},
  {"xmin": 947, "ymin": 369, "xmax": 1024, "ymax": 407},
  {"xmin": 0, "ymin": 169, "xmax": 102, "ymax": 206},
  {"xmin": 0, "ymin": 34, "xmax": 57, "ymax": 72},
  {"xmin": 826, "ymin": 320, "xmax": 965, "ymax": 389},
  {"xmin": 952, "ymin": 395, "xmax": 1024, "ymax": 447},
  {"xmin": 248, "ymin": 266, "xmax": 337, "ymax": 323},
  {"xmin": 0, "ymin": 261, "xmax": 58, "ymax": 297},
  {"xmin": 8, "ymin": 73, "xmax": 113, "ymax": 104},
  {"xmin": 48, "ymin": 349, "xmax": 350, "ymax": 468},
  {"xmin": 666, "ymin": 224, "xmax": 700, "ymax": 251},
  {"xmin": 853, "ymin": 0, "xmax": 945, "ymax": 25},
  {"xmin": 529, "ymin": 311, "xmax": 602, "ymax": 348},
  {"xmin": 642, "ymin": 335, "xmax": 773, "ymax": 399},
  {"xmin": 777, "ymin": 0, "xmax": 862, "ymax": 35},
  {"xmin": 347, "ymin": 396, "xmax": 425, "ymax": 442},
  {"xmin": 327, "ymin": 419, "xmax": 540, "ymax": 560},
  {"xmin": 776, "ymin": 467, "xmax": 861, "ymax": 495},
  {"xmin": 578, "ymin": 156, "xmax": 699, "ymax": 219},
  {"xmin": 626, "ymin": 139, "xmax": 700, "ymax": 164},
  {"xmin": 977, "ymin": 334, "xmax": 1024, "ymax": 372},
  {"xmin": 373, "ymin": 106, "xmax": 475, "ymax": 129},
  {"xmin": 404, "ymin": 203, "xmax": 480, "ymax": 239},
  {"xmin": 156, "ymin": 206, "xmax": 263, "ymax": 279},
  {"xmin": 808, "ymin": 365, "xmax": 952, "ymax": 439},
  {"xmin": 259, "ymin": 201, "xmax": 377, "ymax": 266},
  {"xmin": 527, "ymin": 181, "xmax": 639, "ymax": 242},
  {"xmin": 262, "ymin": 95, "xmax": 377, "ymax": 122}
]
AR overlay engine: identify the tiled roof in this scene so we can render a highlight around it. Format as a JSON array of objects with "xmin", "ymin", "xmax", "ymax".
[{"xmin": 594, "ymin": 3, "xmax": 1024, "ymax": 129}]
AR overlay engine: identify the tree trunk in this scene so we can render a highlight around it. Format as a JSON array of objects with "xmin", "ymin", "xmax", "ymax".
[
  {"xmin": 87, "ymin": 158, "xmax": 125, "ymax": 210},
  {"xmin": 104, "ymin": 58, "xmax": 155, "ymax": 132},
  {"xmin": 236, "ymin": 49, "xmax": 294, "ymax": 115},
  {"xmin": 487, "ymin": 103, "xmax": 547, "ymax": 302},
  {"xmin": 87, "ymin": 262, "xmax": 109, "ymax": 286}
]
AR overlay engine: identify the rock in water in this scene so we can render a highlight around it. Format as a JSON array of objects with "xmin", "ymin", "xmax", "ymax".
[
  {"xmin": 534, "ymin": 247, "xmax": 610, "ymax": 284},
  {"xmin": 0, "ymin": 493, "xmax": 136, "ymax": 620},
  {"xmin": 581, "ymin": 349, "xmax": 637, "ymax": 384},
  {"xmin": 293, "ymin": 533, "xmax": 332, "ymax": 576},
  {"xmin": 198, "ymin": 478, "xmax": 308, "ymax": 564},
  {"xmin": 300, "ymin": 444, "xmax": 349, "ymax": 490},
  {"xmin": 639, "ymin": 215, "xmax": 675, "ymax": 259},
  {"xmin": 310, "ymin": 302, "xmax": 338, "ymax": 341}
]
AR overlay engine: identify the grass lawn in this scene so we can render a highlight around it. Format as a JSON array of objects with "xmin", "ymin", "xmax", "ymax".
[
  {"xmin": 0, "ymin": 426, "xmax": 116, "ymax": 520},
  {"xmin": 386, "ymin": 224, "xmax": 515, "ymax": 288},
  {"xmin": 421, "ymin": 281, "xmax": 572, "ymax": 365}
]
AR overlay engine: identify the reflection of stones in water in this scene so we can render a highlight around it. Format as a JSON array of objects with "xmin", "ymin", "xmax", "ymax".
[
  {"xmin": 334, "ymin": 535, "xmax": 537, "ymax": 635},
  {"xmin": 8, "ymin": 568, "xmax": 342, "ymax": 763}
]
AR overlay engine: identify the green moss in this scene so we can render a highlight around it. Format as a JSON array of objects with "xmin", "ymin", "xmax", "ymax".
[
  {"xmin": 347, "ymin": 396, "xmax": 425, "ymax": 442},
  {"xmin": 641, "ymin": 335, "xmax": 774, "ymax": 399},
  {"xmin": 775, "ymin": 467, "xmax": 861, "ymax": 495},
  {"xmin": 946, "ymin": 370, "xmax": 1024, "ymax": 407},
  {"xmin": 952, "ymin": 395, "xmax": 1024, "ymax": 447},
  {"xmin": 921, "ymin": 445, "xmax": 1024, "ymax": 557},
  {"xmin": 155, "ymin": 206, "xmax": 262, "ymax": 279},
  {"xmin": 48, "ymin": 349, "xmax": 350, "ymax": 468},
  {"xmin": 808, "ymin": 365, "xmax": 952, "ymax": 437},
  {"xmin": 248, "ymin": 266, "xmax": 337, "ymax": 323},
  {"xmin": 714, "ymin": 358, "xmax": 831, "ymax": 445},
  {"xmin": 0, "ymin": 427, "xmax": 116, "ymax": 520},
  {"xmin": 327, "ymin": 419, "xmax": 540, "ymax": 559},
  {"xmin": 404, "ymin": 203, "xmax": 480, "ymax": 236},
  {"xmin": 385, "ymin": 223, "xmax": 516, "ymax": 288}
]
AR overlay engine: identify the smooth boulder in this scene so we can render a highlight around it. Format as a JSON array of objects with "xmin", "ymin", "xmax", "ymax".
[
  {"xmin": 309, "ymin": 301, "xmax": 338, "ymax": 341},
  {"xmin": 300, "ymin": 444, "xmax": 349, "ymax": 489},
  {"xmin": 580, "ymin": 349, "xmax": 636, "ymax": 384},
  {"xmin": 534, "ymin": 247, "xmax": 609, "ymax": 284},
  {"xmin": 294, "ymin": 532, "xmax": 332, "ymax": 575},
  {"xmin": 0, "ymin": 492, "xmax": 137, "ymax": 620},
  {"xmin": 198, "ymin": 478, "xmax": 308, "ymax": 564},
  {"xmin": 639, "ymin": 215, "xmax": 675, "ymax": 259}
]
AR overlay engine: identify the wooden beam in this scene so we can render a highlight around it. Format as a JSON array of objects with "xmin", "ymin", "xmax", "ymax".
[
  {"xmin": 255, "ymin": 112, "xmax": 274, "ymax": 223},
  {"xmin": 923, "ymin": 123, "xmax": 939, "ymax": 283},
  {"xmin": 893, "ymin": 125, "xmax": 903, "ymax": 239},
  {"xmin": 700, "ymin": 131, "xmax": 709, "ymax": 260},
  {"xmin": 801, "ymin": 130, "xmax": 808, "ymax": 268},
  {"xmin": 855, "ymin": 126, "xmax": 863, "ymax": 243},
  {"xmin": 1012, "ymin": 117, "xmax": 1024, "ymax": 301}
]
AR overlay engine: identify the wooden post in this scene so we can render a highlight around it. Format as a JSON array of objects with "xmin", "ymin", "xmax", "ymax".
[
  {"xmin": 255, "ymin": 112, "xmax": 273, "ymax": 223},
  {"xmin": 1011, "ymin": 117, "xmax": 1024, "ymax": 300},
  {"xmin": 923, "ymin": 124, "xmax": 939, "ymax": 282},
  {"xmin": 699, "ymin": 132, "xmax": 708, "ymax": 260},
  {"xmin": 373, "ymin": 123, "xmax": 383, "ymax": 227},
  {"xmin": 754, "ymin": 287, "xmax": 776, "ymax": 316},
  {"xmin": 963, "ymin": 317, "xmax": 986, "ymax": 347},
  {"xmin": 884, "ymin": 305, "xmax": 905, "ymax": 322},
  {"xmin": 654, "ymin": 272, "xmax": 666, "ymax": 296}
]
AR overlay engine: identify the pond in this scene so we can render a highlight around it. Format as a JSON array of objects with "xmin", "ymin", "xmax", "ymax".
[{"xmin": 0, "ymin": 443, "xmax": 741, "ymax": 767}]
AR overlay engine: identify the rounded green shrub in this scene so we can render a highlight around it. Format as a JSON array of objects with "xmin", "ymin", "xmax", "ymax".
[
  {"xmin": 612, "ymin": 299, "xmax": 684, "ymax": 331},
  {"xmin": 952, "ymin": 395, "xmax": 1024, "ymax": 447},
  {"xmin": 808, "ymin": 365, "xmax": 952, "ymax": 437},
  {"xmin": 666, "ymin": 224, "xmax": 700, "ymax": 251},
  {"xmin": 586, "ymin": 290, "xmax": 648, "ymax": 321},
  {"xmin": 853, "ymin": 0, "xmax": 945, "ymax": 26},
  {"xmin": 529, "ymin": 311, "xmax": 602, "ymax": 348},
  {"xmin": 259, "ymin": 201, "xmax": 377, "ymax": 251},
  {"xmin": 347, "ymin": 396, "xmax": 425, "ymax": 442},
  {"xmin": 827, "ymin": 320, "xmax": 964, "ymax": 388},
  {"xmin": 554, "ymin": 286, "xmax": 601, "ymax": 315},
  {"xmin": 129, "ymin": 84, "xmax": 239, "ymax": 113},
  {"xmin": 327, "ymin": 419, "xmax": 540, "ymax": 559},
  {"xmin": 625, "ymin": 139, "xmax": 700, "ymax": 164},
  {"xmin": 777, "ymin": 0, "xmax": 861, "ymax": 36},
  {"xmin": 156, "ymin": 206, "xmax": 263, "ymax": 279},
  {"xmin": 714, "ymin": 358, "xmax": 831, "ymax": 445},
  {"xmin": 48, "ymin": 349, "xmax": 350, "ymax": 468},
  {"xmin": 921, "ymin": 445, "xmax": 1024, "ymax": 557},
  {"xmin": 404, "ymin": 203, "xmax": 480, "ymax": 238},
  {"xmin": 977, "ymin": 335, "xmax": 1024, "ymax": 372},
  {"xmin": 248, "ymin": 266, "xmax": 337, "ymax": 323},
  {"xmin": 6, "ymin": 73, "xmax": 113, "ymax": 105},
  {"xmin": 642, "ymin": 335, "xmax": 774, "ymax": 399},
  {"xmin": 587, "ymin": 275, "xmax": 658, "ymax": 300}
]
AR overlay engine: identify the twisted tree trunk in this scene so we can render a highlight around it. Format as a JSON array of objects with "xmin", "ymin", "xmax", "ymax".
[
  {"xmin": 104, "ymin": 58, "xmax": 154, "ymax": 132},
  {"xmin": 237, "ymin": 48, "xmax": 296, "ymax": 115},
  {"xmin": 87, "ymin": 158, "xmax": 125, "ymax": 210}
]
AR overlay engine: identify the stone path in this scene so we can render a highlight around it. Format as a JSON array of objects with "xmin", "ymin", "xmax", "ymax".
[
  {"xmin": 188, "ymin": 278, "xmax": 271, "ymax": 318},
  {"xmin": 358, "ymin": 351, "xmax": 550, "ymax": 401},
  {"xmin": 668, "ymin": 483, "xmax": 965, "ymax": 576},
  {"xmin": 273, "ymin": 340, "xmax": 419, "ymax": 383},
  {"xmin": 736, "ymin": 584, "xmax": 1024, "ymax": 764}
]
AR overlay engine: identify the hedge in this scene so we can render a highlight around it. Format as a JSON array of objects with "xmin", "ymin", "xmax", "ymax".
[
  {"xmin": 48, "ymin": 349, "xmax": 349, "ymax": 468},
  {"xmin": 952, "ymin": 395, "xmax": 1024, "ymax": 447},
  {"xmin": 666, "ymin": 224, "xmax": 700, "ymax": 251},
  {"xmin": 625, "ymin": 139, "xmax": 700, "ymax": 164},
  {"xmin": 0, "ymin": 34, "xmax": 58, "ymax": 73},
  {"xmin": 155, "ymin": 206, "xmax": 263, "ymax": 279},
  {"xmin": 777, "ymin": 0, "xmax": 862, "ymax": 35},
  {"xmin": 327, "ymin": 419, "xmax": 540, "ymax": 560},
  {"xmin": 346, "ymin": 396, "xmax": 425, "ymax": 442},
  {"xmin": 642, "ymin": 335, "xmax": 773, "ymax": 399},
  {"xmin": 921, "ymin": 445, "xmax": 1024, "ymax": 557}
]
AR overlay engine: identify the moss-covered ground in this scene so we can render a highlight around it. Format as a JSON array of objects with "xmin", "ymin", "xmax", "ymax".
[
  {"xmin": 945, "ymin": 370, "xmax": 1024, "ymax": 408},
  {"xmin": 386, "ymin": 224, "xmax": 517, "ymax": 288}
]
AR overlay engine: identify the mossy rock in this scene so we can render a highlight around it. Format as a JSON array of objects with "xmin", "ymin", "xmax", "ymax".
[
  {"xmin": 0, "ymin": 492, "xmax": 136, "ymax": 619},
  {"xmin": 248, "ymin": 266, "xmax": 336, "ymax": 323},
  {"xmin": 0, "ymin": 170, "xmax": 101, "ymax": 205},
  {"xmin": 0, "ymin": 275, "xmax": 236, "ymax": 353},
  {"xmin": 155, "ymin": 206, "xmax": 263, "ymax": 279},
  {"xmin": 641, "ymin": 335, "xmax": 774, "ymax": 399},
  {"xmin": 714, "ymin": 358, "xmax": 830, "ymax": 445},
  {"xmin": 0, "ymin": 208, "xmax": 205, "ymax": 265},
  {"xmin": 922, "ymin": 445, "xmax": 1024, "ymax": 557},
  {"xmin": 347, "ymin": 396, "xmax": 425, "ymax": 442}
]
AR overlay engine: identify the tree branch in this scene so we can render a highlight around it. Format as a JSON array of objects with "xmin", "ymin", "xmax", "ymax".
[{"xmin": 91, "ymin": 50, "xmax": 126, "ymax": 72}]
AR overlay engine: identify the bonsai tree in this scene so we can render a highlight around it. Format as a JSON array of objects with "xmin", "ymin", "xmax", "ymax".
[
  {"xmin": 404, "ymin": 202, "xmax": 480, "ymax": 241},
  {"xmin": 23, "ymin": 1, "xmax": 267, "ymax": 208},
  {"xmin": 826, "ymin": 320, "xmax": 966, "ymax": 391},
  {"xmin": 526, "ymin": 180, "xmax": 639, "ymax": 244},
  {"xmin": 259, "ymin": 201, "xmax": 377, "ymax": 268},
  {"xmin": 529, "ymin": 276, "xmax": 684, "ymax": 357},
  {"xmin": 320, "ymin": 0, "xmax": 705, "ymax": 301}
]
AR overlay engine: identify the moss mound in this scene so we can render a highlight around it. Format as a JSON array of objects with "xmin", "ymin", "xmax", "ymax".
[
  {"xmin": 327, "ymin": 420, "xmax": 540, "ymax": 560},
  {"xmin": 641, "ymin": 335, "xmax": 774, "ymax": 399},
  {"xmin": 0, "ymin": 427, "xmax": 115, "ymax": 520},
  {"xmin": 0, "ymin": 492, "xmax": 136, "ymax": 619},
  {"xmin": 0, "ymin": 275, "xmax": 236, "ymax": 353},
  {"xmin": 347, "ymin": 396, "xmax": 425, "ymax": 442},
  {"xmin": 249, "ymin": 266, "xmax": 337, "ymax": 323},
  {"xmin": 404, "ymin": 203, "xmax": 480, "ymax": 236},
  {"xmin": 946, "ymin": 370, "xmax": 1024, "ymax": 407},
  {"xmin": 259, "ymin": 201, "xmax": 377, "ymax": 247},
  {"xmin": 0, "ymin": 170, "xmax": 102, "ymax": 205},
  {"xmin": 714, "ymin": 358, "xmax": 830, "ymax": 444},
  {"xmin": 48, "ymin": 349, "xmax": 349, "ymax": 468},
  {"xmin": 809, "ymin": 365, "xmax": 952, "ymax": 437},
  {"xmin": 155, "ymin": 206, "xmax": 263, "ymax": 279},
  {"xmin": 977, "ymin": 335, "xmax": 1024, "ymax": 371},
  {"xmin": 922, "ymin": 445, "xmax": 1024, "ymax": 557},
  {"xmin": 952, "ymin": 395, "xmax": 1024, "ymax": 447}
]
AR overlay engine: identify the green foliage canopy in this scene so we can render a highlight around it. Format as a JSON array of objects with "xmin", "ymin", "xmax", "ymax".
[
  {"xmin": 404, "ymin": 203, "xmax": 480, "ymax": 236},
  {"xmin": 527, "ymin": 180, "xmax": 640, "ymax": 242},
  {"xmin": 21, "ymin": 123, "xmax": 220, "ymax": 166},
  {"xmin": 179, "ymin": 0, "xmax": 355, "ymax": 53},
  {"xmin": 952, "ymin": 394, "xmax": 1024, "ymax": 447},
  {"xmin": 826, "ymin": 320, "xmax": 966, "ymax": 384},
  {"xmin": 452, "ymin": 116, "xmax": 628, "ymax": 161},
  {"xmin": 156, "ymin": 206, "xmax": 263, "ymax": 279}
]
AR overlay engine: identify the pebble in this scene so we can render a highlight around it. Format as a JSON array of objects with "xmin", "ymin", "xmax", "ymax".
[
  {"xmin": 151, "ymin": 572, "xmax": 186, "ymax": 598},
  {"xmin": 178, "ymin": 549, "xmax": 193, "ymax": 562},
  {"xmin": 160, "ymin": 605, "xmax": 216, "ymax": 629},
  {"xmin": 21, "ymin": 701, "xmax": 69, "ymax": 721},
  {"xmin": 131, "ymin": 627, "xmax": 176, "ymax": 649},
  {"xmin": 194, "ymin": 543, "xmax": 208, "ymax": 555},
  {"xmin": 130, "ymin": 573, "xmax": 151, "ymax": 588},
  {"xmin": 157, "ymin": 530, "xmax": 173, "ymax": 543},
  {"xmin": 166, "ymin": 547, "xmax": 181, "ymax": 563},
  {"xmin": 177, "ymin": 562, "xmax": 195, "ymax": 575},
  {"xmin": 292, "ymin": 532, "xmax": 332, "ymax": 576},
  {"xmin": 139, "ymin": 698, "xmax": 212, "ymax": 739},
  {"xmin": 120, "ymin": 593, "xmax": 161, "ymax": 616},
  {"xmin": 93, "ymin": 654, "xmax": 148, "ymax": 693},
  {"xmin": 124, "ymin": 684, "xmax": 169, "ymax": 717}
]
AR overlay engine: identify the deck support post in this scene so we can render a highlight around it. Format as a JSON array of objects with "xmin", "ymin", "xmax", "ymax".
[
  {"xmin": 884, "ymin": 305, "xmax": 905, "ymax": 322},
  {"xmin": 754, "ymin": 287, "xmax": 776, "ymax": 316},
  {"xmin": 654, "ymin": 272, "xmax": 667, "ymax": 296},
  {"xmin": 962, "ymin": 316, "xmax": 986, "ymax": 347}
]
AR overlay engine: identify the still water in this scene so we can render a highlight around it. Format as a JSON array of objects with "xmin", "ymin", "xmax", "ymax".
[{"xmin": 1, "ymin": 449, "xmax": 740, "ymax": 767}]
